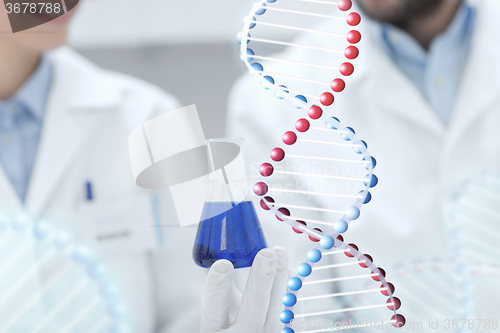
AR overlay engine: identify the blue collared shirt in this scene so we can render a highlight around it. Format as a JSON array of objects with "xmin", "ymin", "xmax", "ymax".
[
  {"xmin": 381, "ymin": 2, "xmax": 475, "ymax": 123},
  {"xmin": 0, "ymin": 56, "xmax": 52, "ymax": 202}
]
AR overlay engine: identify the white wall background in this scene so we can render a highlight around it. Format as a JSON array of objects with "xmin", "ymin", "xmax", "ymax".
[{"xmin": 67, "ymin": 0, "xmax": 256, "ymax": 48}]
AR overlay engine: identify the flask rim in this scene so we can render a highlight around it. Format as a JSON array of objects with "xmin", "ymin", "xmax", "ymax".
[{"xmin": 206, "ymin": 137, "xmax": 245, "ymax": 145}]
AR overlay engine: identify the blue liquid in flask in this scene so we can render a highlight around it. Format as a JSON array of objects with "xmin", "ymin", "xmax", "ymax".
[{"xmin": 193, "ymin": 201, "xmax": 267, "ymax": 268}]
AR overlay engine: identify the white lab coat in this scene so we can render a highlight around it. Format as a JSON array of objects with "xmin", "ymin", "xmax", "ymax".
[
  {"xmin": 227, "ymin": 0, "xmax": 500, "ymax": 320},
  {"xmin": 0, "ymin": 47, "xmax": 207, "ymax": 333}
]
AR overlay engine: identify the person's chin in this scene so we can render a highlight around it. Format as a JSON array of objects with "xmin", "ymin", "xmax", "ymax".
[
  {"xmin": 356, "ymin": 0, "xmax": 398, "ymax": 10},
  {"xmin": 16, "ymin": 10, "xmax": 74, "ymax": 34}
]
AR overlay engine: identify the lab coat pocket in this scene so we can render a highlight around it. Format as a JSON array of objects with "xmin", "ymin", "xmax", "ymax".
[{"xmin": 77, "ymin": 193, "xmax": 159, "ymax": 258}]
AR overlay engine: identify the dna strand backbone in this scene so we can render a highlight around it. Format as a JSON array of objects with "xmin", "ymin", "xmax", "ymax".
[
  {"xmin": 0, "ymin": 214, "xmax": 128, "ymax": 333},
  {"xmin": 391, "ymin": 256, "xmax": 500, "ymax": 333},
  {"xmin": 238, "ymin": 0, "xmax": 405, "ymax": 331},
  {"xmin": 445, "ymin": 169, "xmax": 500, "ymax": 325}
]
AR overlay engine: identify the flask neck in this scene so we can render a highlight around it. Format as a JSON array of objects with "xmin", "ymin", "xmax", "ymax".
[{"xmin": 205, "ymin": 176, "xmax": 249, "ymax": 204}]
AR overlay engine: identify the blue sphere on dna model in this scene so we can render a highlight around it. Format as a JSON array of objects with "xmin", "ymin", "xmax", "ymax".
[
  {"xmin": 320, "ymin": 235, "xmax": 335, "ymax": 249},
  {"xmin": 288, "ymin": 277, "xmax": 302, "ymax": 291},
  {"xmin": 346, "ymin": 206, "xmax": 360, "ymax": 220},
  {"xmin": 307, "ymin": 248, "xmax": 322, "ymax": 263},
  {"xmin": 297, "ymin": 263, "xmax": 312, "ymax": 277},
  {"xmin": 333, "ymin": 219, "xmax": 349, "ymax": 234},
  {"xmin": 280, "ymin": 310, "xmax": 294, "ymax": 324},
  {"xmin": 282, "ymin": 293, "xmax": 297, "ymax": 307}
]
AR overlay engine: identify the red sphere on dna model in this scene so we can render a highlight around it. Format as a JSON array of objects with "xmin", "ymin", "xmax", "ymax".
[
  {"xmin": 392, "ymin": 314, "xmax": 406, "ymax": 328},
  {"xmin": 344, "ymin": 46, "xmax": 359, "ymax": 59},
  {"xmin": 331, "ymin": 78, "xmax": 346, "ymax": 92},
  {"xmin": 253, "ymin": 182, "xmax": 268, "ymax": 196},
  {"xmin": 276, "ymin": 207, "xmax": 291, "ymax": 221},
  {"xmin": 387, "ymin": 297, "xmax": 401, "ymax": 311},
  {"xmin": 346, "ymin": 12, "xmax": 361, "ymax": 26},
  {"xmin": 259, "ymin": 163, "xmax": 274, "ymax": 176},
  {"xmin": 260, "ymin": 196, "xmax": 275, "ymax": 210},
  {"xmin": 308, "ymin": 105, "xmax": 324, "ymax": 118},
  {"xmin": 308, "ymin": 228, "xmax": 322, "ymax": 242},
  {"xmin": 345, "ymin": 243, "xmax": 358, "ymax": 257},
  {"xmin": 347, "ymin": 30, "xmax": 362, "ymax": 44},
  {"xmin": 359, "ymin": 254, "xmax": 373, "ymax": 268},
  {"xmin": 292, "ymin": 220, "xmax": 307, "ymax": 234},
  {"xmin": 340, "ymin": 62, "xmax": 355, "ymax": 76},
  {"xmin": 282, "ymin": 131, "xmax": 297, "ymax": 145},
  {"xmin": 337, "ymin": 0, "xmax": 352, "ymax": 11},
  {"xmin": 381, "ymin": 282, "xmax": 395, "ymax": 296},
  {"xmin": 319, "ymin": 93, "xmax": 334, "ymax": 106},
  {"xmin": 295, "ymin": 118, "xmax": 310, "ymax": 132},
  {"xmin": 270, "ymin": 148, "xmax": 285, "ymax": 161},
  {"xmin": 372, "ymin": 267, "xmax": 386, "ymax": 281}
]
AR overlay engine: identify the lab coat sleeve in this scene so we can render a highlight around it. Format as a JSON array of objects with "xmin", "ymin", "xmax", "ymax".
[{"xmin": 150, "ymin": 229, "xmax": 208, "ymax": 333}]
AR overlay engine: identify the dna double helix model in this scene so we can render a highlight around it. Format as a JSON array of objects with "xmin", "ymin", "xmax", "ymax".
[
  {"xmin": 447, "ymin": 170, "xmax": 500, "ymax": 270},
  {"xmin": 444, "ymin": 169, "xmax": 500, "ymax": 328},
  {"xmin": 0, "ymin": 215, "xmax": 128, "ymax": 333},
  {"xmin": 238, "ymin": 0, "xmax": 405, "ymax": 331},
  {"xmin": 391, "ymin": 257, "xmax": 500, "ymax": 333}
]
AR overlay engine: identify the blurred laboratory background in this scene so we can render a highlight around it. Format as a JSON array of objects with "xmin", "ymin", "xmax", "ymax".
[{"xmin": 68, "ymin": 0, "xmax": 256, "ymax": 139}]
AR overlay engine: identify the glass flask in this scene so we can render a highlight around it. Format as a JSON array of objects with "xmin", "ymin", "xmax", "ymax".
[{"xmin": 192, "ymin": 138, "xmax": 267, "ymax": 268}]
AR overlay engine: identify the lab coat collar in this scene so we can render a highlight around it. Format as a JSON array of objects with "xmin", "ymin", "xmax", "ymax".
[
  {"xmin": 13, "ymin": 54, "xmax": 52, "ymax": 122},
  {"xmin": 0, "ymin": 165, "xmax": 23, "ymax": 214},
  {"xmin": 24, "ymin": 47, "xmax": 125, "ymax": 216},
  {"xmin": 354, "ymin": 0, "xmax": 500, "ymax": 139},
  {"xmin": 47, "ymin": 47, "xmax": 125, "ymax": 110},
  {"xmin": 448, "ymin": 0, "xmax": 500, "ymax": 145},
  {"xmin": 356, "ymin": 19, "xmax": 445, "ymax": 137}
]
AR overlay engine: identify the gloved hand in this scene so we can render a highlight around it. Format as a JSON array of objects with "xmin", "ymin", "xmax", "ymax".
[{"xmin": 201, "ymin": 247, "xmax": 291, "ymax": 333}]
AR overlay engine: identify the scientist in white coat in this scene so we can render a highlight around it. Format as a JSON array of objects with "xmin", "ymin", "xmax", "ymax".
[
  {"xmin": 0, "ymin": 4, "xmax": 292, "ymax": 333},
  {"xmin": 0, "ymin": 5, "xmax": 206, "ymax": 332},
  {"xmin": 228, "ymin": 0, "xmax": 500, "ymax": 319}
]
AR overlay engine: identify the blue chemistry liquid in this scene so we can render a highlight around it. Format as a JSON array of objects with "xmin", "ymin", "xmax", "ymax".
[{"xmin": 193, "ymin": 201, "xmax": 267, "ymax": 268}]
